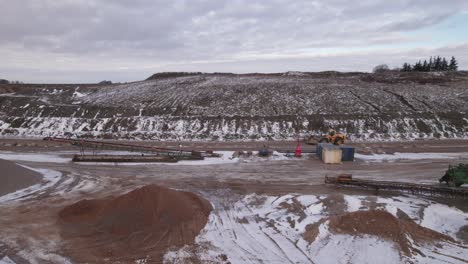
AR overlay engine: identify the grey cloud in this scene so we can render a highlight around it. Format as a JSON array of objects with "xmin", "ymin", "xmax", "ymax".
[{"xmin": 0, "ymin": 0, "xmax": 467, "ymax": 82}]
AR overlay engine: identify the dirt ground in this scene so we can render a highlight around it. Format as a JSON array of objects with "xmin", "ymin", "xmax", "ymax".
[
  {"xmin": 0, "ymin": 138, "xmax": 467, "ymax": 263},
  {"xmin": 0, "ymin": 159, "xmax": 42, "ymax": 196}
]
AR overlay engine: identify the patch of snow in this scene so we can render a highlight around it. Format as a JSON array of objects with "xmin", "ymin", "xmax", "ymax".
[
  {"xmin": 16, "ymin": 245, "xmax": 73, "ymax": 264},
  {"xmin": 71, "ymin": 151, "xmax": 306, "ymax": 166},
  {"xmin": 191, "ymin": 195, "xmax": 318, "ymax": 263},
  {"xmin": 295, "ymin": 195, "xmax": 320, "ymax": 207},
  {"xmin": 411, "ymin": 240, "xmax": 468, "ymax": 264},
  {"xmin": 355, "ymin": 152, "xmax": 468, "ymax": 162},
  {"xmin": 308, "ymin": 229, "xmax": 401, "ymax": 264},
  {"xmin": 135, "ymin": 258, "xmax": 148, "ymax": 264},
  {"xmin": 165, "ymin": 193, "xmax": 467, "ymax": 263},
  {"xmin": 420, "ymin": 203, "xmax": 468, "ymax": 239},
  {"xmin": 0, "ymin": 93, "xmax": 16, "ymax": 97},
  {"xmin": 344, "ymin": 195, "xmax": 363, "ymax": 212},
  {"xmin": 70, "ymin": 151, "xmax": 239, "ymax": 166},
  {"xmin": 72, "ymin": 91, "xmax": 87, "ymax": 98},
  {"xmin": 283, "ymin": 71, "xmax": 307, "ymax": 76},
  {"xmin": 173, "ymin": 151, "xmax": 239, "ymax": 166},
  {"xmin": 0, "ymin": 152, "xmax": 69, "ymax": 163},
  {"xmin": 0, "ymin": 256, "xmax": 16, "ymax": 264},
  {"xmin": 376, "ymin": 196, "xmax": 428, "ymax": 222}
]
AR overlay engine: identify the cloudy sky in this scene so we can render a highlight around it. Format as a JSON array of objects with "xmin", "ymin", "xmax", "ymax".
[{"xmin": 1, "ymin": 0, "xmax": 468, "ymax": 83}]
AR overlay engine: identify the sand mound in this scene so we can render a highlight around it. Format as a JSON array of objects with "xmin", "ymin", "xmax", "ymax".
[
  {"xmin": 328, "ymin": 210, "xmax": 454, "ymax": 256},
  {"xmin": 58, "ymin": 184, "xmax": 212, "ymax": 263}
]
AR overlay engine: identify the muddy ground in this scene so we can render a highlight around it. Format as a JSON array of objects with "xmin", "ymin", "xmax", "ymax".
[
  {"xmin": 0, "ymin": 159, "xmax": 42, "ymax": 197},
  {"xmin": 0, "ymin": 139, "xmax": 467, "ymax": 263}
]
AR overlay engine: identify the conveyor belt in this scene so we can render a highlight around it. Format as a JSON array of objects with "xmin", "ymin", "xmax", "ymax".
[
  {"xmin": 72, "ymin": 155, "xmax": 180, "ymax": 163},
  {"xmin": 43, "ymin": 137, "xmax": 209, "ymax": 158},
  {"xmin": 325, "ymin": 176, "xmax": 468, "ymax": 198}
]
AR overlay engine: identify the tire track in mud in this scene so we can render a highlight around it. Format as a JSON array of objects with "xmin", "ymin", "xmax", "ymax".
[
  {"xmin": 0, "ymin": 165, "xmax": 103, "ymax": 205},
  {"xmin": 0, "ymin": 242, "xmax": 30, "ymax": 264},
  {"xmin": 241, "ymin": 199, "xmax": 298, "ymax": 263},
  {"xmin": 168, "ymin": 191, "xmax": 468, "ymax": 263},
  {"xmin": 178, "ymin": 192, "xmax": 320, "ymax": 263}
]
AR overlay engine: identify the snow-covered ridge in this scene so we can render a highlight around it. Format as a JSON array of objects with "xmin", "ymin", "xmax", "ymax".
[
  {"xmin": 0, "ymin": 115, "xmax": 465, "ymax": 141},
  {"xmin": 1, "ymin": 72, "xmax": 467, "ymax": 140}
]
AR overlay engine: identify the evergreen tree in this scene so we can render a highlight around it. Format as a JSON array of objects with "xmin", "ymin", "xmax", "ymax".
[
  {"xmin": 429, "ymin": 57, "xmax": 434, "ymax": 71},
  {"xmin": 413, "ymin": 60, "xmax": 422, "ymax": 71},
  {"xmin": 400, "ymin": 56, "xmax": 457, "ymax": 72},
  {"xmin": 449, "ymin": 56, "xmax": 458, "ymax": 71},
  {"xmin": 434, "ymin": 56, "xmax": 442, "ymax": 71},
  {"xmin": 401, "ymin": 63, "xmax": 412, "ymax": 72},
  {"xmin": 441, "ymin": 57, "xmax": 448, "ymax": 71},
  {"xmin": 401, "ymin": 63, "xmax": 407, "ymax": 72}
]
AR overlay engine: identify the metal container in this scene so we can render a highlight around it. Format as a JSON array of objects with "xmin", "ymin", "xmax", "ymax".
[
  {"xmin": 316, "ymin": 143, "xmax": 334, "ymax": 159},
  {"xmin": 340, "ymin": 146, "xmax": 355, "ymax": 161},
  {"xmin": 322, "ymin": 147, "xmax": 342, "ymax": 164}
]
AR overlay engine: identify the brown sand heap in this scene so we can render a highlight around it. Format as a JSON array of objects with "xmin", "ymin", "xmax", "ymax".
[
  {"xmin": 58, "ymin": 184, "xmax": 212, "ymax": 263},
  {"xmin": 324, "ymin": 210, "xmax": 454, "ymax": 256}
]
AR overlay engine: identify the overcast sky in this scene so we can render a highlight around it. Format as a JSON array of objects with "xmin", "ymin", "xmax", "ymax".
[{"xmin": 1, "ymin": 0, "xmax": 468, "ymax": 83}]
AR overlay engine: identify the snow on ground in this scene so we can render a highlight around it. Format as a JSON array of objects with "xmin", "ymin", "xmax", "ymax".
[
  {"xmin": 0, "ymin": 256, "xmax": 15, "ymax": 264},
  {"xmin": 355, "ymin": 152, "xmax": 468, "ymax": 162},
  {"xmin": 420, "ymin": 204, "xmax": 468, "ymax": 239},
  {"xmin": 2, "ymin": 116, "xmax": 466, "ymax": 141},
  {"xmin": 376, "ymin": 196, "xmax": 466, "ymax": 241},
  {"xmin": 72, "ymin": 91, "xmax": 87, "ymax": 98},
  {"xmin": 0, "ymin": 152, "xmax": 69, "ymax": 163},
  {"xmin": 2, "ymin": 73, "xmax": 468, "ymax": 140},
  {"xmin": 70, "ymin": 151, "xmax": 305, "ymax": 166},
  {"xmin": 376, "ymin": 196, "xmax": 425, "ymax": 220},
  {"xmin": 305, "ymin": 225, "xmax": 401, "ymax": 264},
  {"xmin": 0, "ymin": 166, "xmax": 62, "ymax": 204},
  {"xmin": 165, "ymin": 193, "xmax": 467, "ymax": 264},
  {"xmin": 173, "ymin": 151, "xmax": 239, "ymax": 166},
  {"xmin": 0, "ymin": 149, "xmax": 308, "ymax": 167},
  {"xmin": 344, "ymin": 195, "xmax": 365, "ymax": 212}
]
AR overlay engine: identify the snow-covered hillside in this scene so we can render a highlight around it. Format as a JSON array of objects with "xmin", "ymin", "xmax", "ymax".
[{"xmin": 1, "ymin": 71, "xmax": 467, "ymax": 140}]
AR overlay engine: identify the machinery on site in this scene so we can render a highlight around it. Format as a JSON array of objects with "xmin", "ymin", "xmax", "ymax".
[
  {"xmin": 439, "ymin": 164, "xmax": 468, "ymax": 187},
  {"xmin": 258, "ymin": 145, "xmax": 271, "ymax": 157},
  {"xmin": 326, "ymin": 174, "xmax": 468, "ymax": 198},
  {"xmin": 43, "ymin": 137, "xmax": 220, "ymax": 162},
  {"xmin": 306, "ymin": 129, "xmax": 347, "ymax": 145}
]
